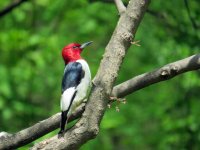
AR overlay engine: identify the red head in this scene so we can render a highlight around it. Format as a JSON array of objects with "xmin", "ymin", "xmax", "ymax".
[{"xmin": 62, "ymin": 41, "xmax": 92, "ymax": 64}]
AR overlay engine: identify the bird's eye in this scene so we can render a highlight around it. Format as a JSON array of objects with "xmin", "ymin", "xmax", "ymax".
[{"xmin": 73, "ymin": 46, "xmax": 77, "ymax": 49}]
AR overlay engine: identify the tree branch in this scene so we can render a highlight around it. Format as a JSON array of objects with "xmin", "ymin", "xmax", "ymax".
[
  {"xmin": 0, "ymin": 103, "xmax": 85, "ymax": 150},
  {"xmin": 112, "ymin": 54, "xmax": 200, "ymax": 98},
  {"xmin": 90, "ymin": 0, "xmax": 167, "ymax": 21},
  {"xmin": 0, "ymin": 0, "xmax": 29, "ymax": 18},
  {"xmin": 1, "ymin": 53, "xmax": 199, "ymax": 149},
  {"xmin": 183, "ymin": 0, "xmax": 198, "ymax": 30},
  {"xmin": 114, "ymin": 0, "xmax": 126, "ymax": 15}
]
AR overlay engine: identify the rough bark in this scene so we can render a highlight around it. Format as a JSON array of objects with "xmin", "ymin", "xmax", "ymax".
[{"xmin": 113, "ymin": 54, "xmax": 200, "ymax": 97}]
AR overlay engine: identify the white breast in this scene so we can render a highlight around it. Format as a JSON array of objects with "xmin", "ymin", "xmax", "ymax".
[{"xmin": 70, "ymin": 59, "xmax": 91, "ymax": 113}]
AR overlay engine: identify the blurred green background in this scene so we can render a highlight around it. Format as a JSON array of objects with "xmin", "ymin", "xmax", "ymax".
[{"xmin": 0, "ymin": 0, "xmax": 200, "ymax": 149}]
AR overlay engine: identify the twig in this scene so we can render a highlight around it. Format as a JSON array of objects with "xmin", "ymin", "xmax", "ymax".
[
  {"xmin": 183, "ymin": 0, "xmax": 198, "ymax": 30},
  {"xmin": 0, "ymin": 0, "xmax": 29, "ymax": 18},
  {"xmin": 131, "ymin": 40, "xmax": 141, "ymax": 46},
  {"xmin": 114, "ymin": 0, "xmax": 126, "ymax": 15}
]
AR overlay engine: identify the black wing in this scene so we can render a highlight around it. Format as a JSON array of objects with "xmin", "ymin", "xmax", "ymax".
[{"xmin": 61, "ymin": 62, "xmax": 85, "ymax": 94}]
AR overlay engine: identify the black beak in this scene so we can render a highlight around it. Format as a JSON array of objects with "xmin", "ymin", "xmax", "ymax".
[{"xmin": 80, "ymin": 41, "xmax": 93, "ymax": 49}]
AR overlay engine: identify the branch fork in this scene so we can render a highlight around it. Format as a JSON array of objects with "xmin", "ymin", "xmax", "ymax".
[{"xmin": 114, "ymin": 0, "xmax": 126, "ymax": 15}]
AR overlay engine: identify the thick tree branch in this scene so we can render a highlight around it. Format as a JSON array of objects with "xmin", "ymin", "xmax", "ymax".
[
  {"xmin": 114, "ymin": 0, "xmax": 126, "ymax": 15},
  {"xmin": 0, "ymin": 0, "xmax": 29, "ymax": 18},
  {"xmin": 112, "ymin": 54, "xmax": 200, "ymax": 97},
  {"xmin": 0, "ymin": 103, "xmax": 85, "ymax": 150}
]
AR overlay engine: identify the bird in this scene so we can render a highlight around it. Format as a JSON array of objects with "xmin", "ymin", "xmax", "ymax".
[{"xmin": 58, "ymin": 41, "xmax": 92, "ymax": 137}]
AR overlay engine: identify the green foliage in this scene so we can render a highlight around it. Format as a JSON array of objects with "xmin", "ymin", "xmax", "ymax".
[{"xmin": 0, "ymin": 0, "xmax": 200, "ymax": 149}]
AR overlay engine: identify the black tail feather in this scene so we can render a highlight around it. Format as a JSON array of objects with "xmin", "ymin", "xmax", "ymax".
[
  {"xmin": 58, "ymin": 91, "xmax": 77, "ymax": 138},
  {"xmin": 58, "ymin": 111, "xmax": 68, "ymax": 137}
]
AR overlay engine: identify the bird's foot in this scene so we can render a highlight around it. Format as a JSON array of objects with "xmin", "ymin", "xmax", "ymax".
[{"xmin": 58, "ymin": 130, "xmax": 65, "ymax": 138}]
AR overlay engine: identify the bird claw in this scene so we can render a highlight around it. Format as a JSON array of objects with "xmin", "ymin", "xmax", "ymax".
[{"xmin": 58, "ymin": 131, "xmax": 65, "ymax": 139}]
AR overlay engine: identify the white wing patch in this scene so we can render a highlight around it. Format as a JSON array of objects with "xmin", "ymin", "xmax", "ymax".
[{"xmin": 60, "ymin": 87, "xmax": 76, "ymax": 111}]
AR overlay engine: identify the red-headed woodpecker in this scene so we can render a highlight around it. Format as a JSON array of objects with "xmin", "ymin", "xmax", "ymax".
[{"xmin": 58, "ymin": 41, "xmax": 92, "ymax": 136}]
